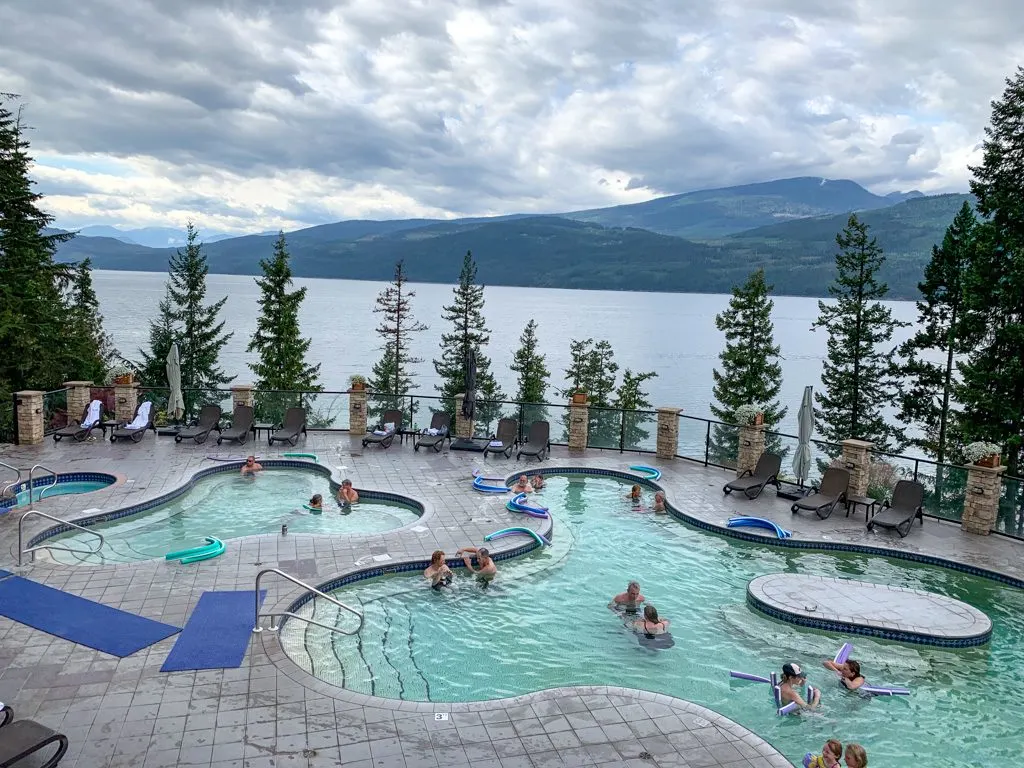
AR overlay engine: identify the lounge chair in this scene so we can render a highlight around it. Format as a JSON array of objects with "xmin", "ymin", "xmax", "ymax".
[
  {"xmin": 217, "ymin": 405, "xmax": 255, "ymax": 445},
  {"xmin": 791, "ymin": 468, "xmax": 850, "ymax": 519},
  {"xmin": 362, "ymin": 410, "xmax": 402, "ymax": 449},
  {"xmin": 268, "ymin": 407, "xmax": 307, "ymax": 446},
  {"xmin": 52, "ymin": 399, "xmax": 103, "ymax": 442},
  {"xmin": 483, "ymin": 417, "xmax": 518, "ymax": 459},
  {"xmin": 175, "ymin": 405, "xmax": 222, "ymax": 444},
  {"xmin": 516, "ymin": 420, "xmax": 550, "ymax": 461},
  {"xmin": 0, "ymin": 705, "xmax": 69, "ymax": 767},
  {"xmin": 109, "ymin": 401, "xmax": 155, "ymax": 443},
  {"xmin": 414, "ymin": 412, "xmax": 451, "ymax": 452},
  {"xmin": 867, "ymin": 479, "xmax": 925, "ymax": 538},
  {"xmin": 723, "ymin": 453, "xmax": 782, "ymax": 500}
]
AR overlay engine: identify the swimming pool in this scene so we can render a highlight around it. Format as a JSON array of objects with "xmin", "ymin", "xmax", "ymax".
[
  {"xmin": 1, "ymin": 472, "xmax": 116, "ymax": 510},
  {"xmin": 282, "ymin": 474, "xmax": 1024, "ymax": 767},
  {"xmin": 43, "ymin": 468, "xmax": 421, "ymax": 565}
]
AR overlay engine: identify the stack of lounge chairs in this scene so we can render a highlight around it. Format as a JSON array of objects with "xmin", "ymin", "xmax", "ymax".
[
  {"xmin": 362, "ymin": 410, "xmax": 402, "ymax": 449},
  {"xmin": 52, "ymin": 399, "xmax": 103, "ymax": 443},
  {"xmin": 414, "ymin": 413, "xmax": 451, "ymax": 452},
  {"xmin": 109, "ymin": 401, "xmax": 155, "ymax": 443}
]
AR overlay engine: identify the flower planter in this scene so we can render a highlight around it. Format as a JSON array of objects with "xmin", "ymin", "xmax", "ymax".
[
  {"xmin": 113, "ymin": 375, "xmax": 133, "ymax": 386},
  {"xmin": 350, "ymin": 382, "xmax": 365, "ymax": 391},
  {"xmin": 571, "ymin": 393, "xmax": 587, "ymax": 405},
  {"xmin": 754, "ymin": 412, "xmax": 764, "ymax": 426},
  {"xmin": 975, "ymin": 454, "xmax": 1000, "ymax": 468}
]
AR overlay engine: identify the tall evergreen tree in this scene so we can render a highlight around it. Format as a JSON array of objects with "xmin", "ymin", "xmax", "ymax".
[
  {"xmin": 60, "ymin": 258, "xmax": 117, "ymax": 382},
  {"xmin": 248, "ymin": 232, "xmax": 321, "ymax": 423},
  {"xmin": 369, "ymin": 261, "xmax": 427, "ymax": 425},
  {"xmin": 709, "ymin": 269, "xmax": 787, "ymax": 463},
  {"xmin": 956, "ymin": 67, "xmax": 1024, "ymax": 475},
  {"xmin": 559, "ymin": 338, "xmax": 620, "ymax": 445},
  {"xmin": 615, "ymin": 369, "xmax": 658, "ymax": 449},
  {"xmin": 510, "ymin": 320, "xmax": 549, "ymax": 404},
  {"xmin": 137, "ymin": 286, "xmax": 177, "ymax": 387},
  {"xmin": 897, "ymin": 202, "xmax": 977, "ymax": 463},
  {"xmin": 813, "ymin": 214, "xmax": 907, "ymax": 456}
]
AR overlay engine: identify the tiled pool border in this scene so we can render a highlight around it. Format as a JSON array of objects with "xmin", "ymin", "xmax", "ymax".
[{"xmin": 0, "ymin": 471, "xmax": 119, "ymax": 512}]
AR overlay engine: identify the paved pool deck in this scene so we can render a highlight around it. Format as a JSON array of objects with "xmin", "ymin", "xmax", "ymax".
[{"xmin": 1, "ymin": 432, "xmax": 1023, "ymax": 768}]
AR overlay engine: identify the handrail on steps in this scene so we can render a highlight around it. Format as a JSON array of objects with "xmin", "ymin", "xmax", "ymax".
[
  {"xmin": 253, "ymin": 567, "xmax": 363, "ymax": 636},
  {"xmin": 0, "ymin": 461, "xmax": 22, "ymax": 500},
  {"xmin": 18, "ymin": 509, "xmax": 105, "ymax": 566},
  {"xmin": 27, "ymin": 464, "xmax": 59, "ymax": 503}
]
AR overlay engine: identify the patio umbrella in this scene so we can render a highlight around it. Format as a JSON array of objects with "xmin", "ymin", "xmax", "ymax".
[
  {"xmin": 462, "ymin": 347, "xmax": 477, "ymax": 421},
  {"xmin": 792, "ymin": 385, "xmax": 814, "ymax": 487},
  {"xmin": 165, "ymin": 342, "xmax": 185, "ymax": 422}
]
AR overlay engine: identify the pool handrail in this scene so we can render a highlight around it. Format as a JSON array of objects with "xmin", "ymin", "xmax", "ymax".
[
  {"xmin": 27, "ymin": 464, "xmax": 59, "ymax": 503},
  {"xmin": 0, "ymin": 461, "xmax": 22, "ymax": 500},
  {"xmin": 18, "ymin": 509, "xmax": 106, "ymax": 566},
  {"xmin": 253, "ymin": 567, "xmax": 363, "ymax": 636}
]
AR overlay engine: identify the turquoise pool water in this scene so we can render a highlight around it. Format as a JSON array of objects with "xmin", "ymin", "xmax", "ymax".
[
  {"xmin": 47, "ymin": 469, "xmax": 420, "ymax": 564},
  {"xmin": 14, "ymin": 479, "xmax": 113, "ymax": 506},
  {"xmin": 284, "ymin": 474, "xmax": 1024, "ymax": 767}
]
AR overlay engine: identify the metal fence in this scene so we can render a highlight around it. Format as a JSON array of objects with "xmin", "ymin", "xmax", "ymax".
[{"xmin": 42, "ymin": 388, "xmax": 69, "ymax": 435}]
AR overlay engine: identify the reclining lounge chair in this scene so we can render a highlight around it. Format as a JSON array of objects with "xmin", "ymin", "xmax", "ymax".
[
  {"xmin": 268, "ymin": 407, "xmax": 307, "ymax": 446},
  {"xmin": 175, "ymin": 405, "xmax": 222, "ymax": 444},
  {"xmin": 723, "ymin": 452, "xmax": 782, "ymax": 500},
  {"xmin": 791, "ymin": 467, "xmax": 850, "ymax": 519},
  {"xmin": 52, "ymin": 399, "xmax": 103, "ymax": 442},
  {"xmin": 483, "ymin": 418, "xmax": 518, "ymax": 459},
  {"xmin": 217, "ymin": 405, "xmax": 255, "ymax": 445},
  {"xmin": 516, "ymin": 420, "xmax": 550, "ymax": 461},
  {"xmin": 0, "ymin": 704, "xmax": 69, "ymax": 767},
  {"xmin": 362, "ymin": 410, "xmax": 402, "ymax": 449},
  {"xmin": 109, "ymin": 401, "xmax": 155, "ymax": 443},
  {"xmin": 867, "ymin": 479, "xmax": 925, "ymax": 538},
  {"xmin": 414, "ymin": 412, "xmax": 451, "ymax": 452}
]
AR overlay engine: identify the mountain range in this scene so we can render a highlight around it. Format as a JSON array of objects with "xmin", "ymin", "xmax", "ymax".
[{"xmin": 53, "ymin": 176, "xmax": 968, "ymax": 299}]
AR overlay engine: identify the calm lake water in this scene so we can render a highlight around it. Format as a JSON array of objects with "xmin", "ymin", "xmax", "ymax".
[{"xmin": 93, "ymin": 270, "xmax": 920, "ymax": 436}]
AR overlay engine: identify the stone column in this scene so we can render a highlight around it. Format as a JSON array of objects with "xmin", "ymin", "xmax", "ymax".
[
  {"xmin": 114, "ymin": 382, "xmax": 139, "ymax": 423},
  {"xmin": 348, "ymin": 388, "xmax": 367, "ymax": 436},
  {"xmin": 15, "ymin": 390, "xmax": 44, "ymax": 445},
  {"xmin": 737, "ymin": 423, "xmax": 766, "ymax": 476},
  {"xmin": 453, "ymin": 393, "xmax": 474, "ymax": 439},
  {"xmin": 230, "ymin": 383, "xmax": 254, "ymax": 409},
  {"xmin": 568, "ymin": 399, "xmax": 588, "ymax": 453},
  {"xmin": 961, "ymin": 463, "xmax": 1007, "ymax": 535},
  {"xmin": 656, "ymin": 407, "xmax": 682, "ymax": 460},
  {"xmin": 63, "ymin": 380, "xmax": 94, "ymax": 420},
  {"xmin": 840, "ymin": 439, "xmax": 874, "ymax": 497}
]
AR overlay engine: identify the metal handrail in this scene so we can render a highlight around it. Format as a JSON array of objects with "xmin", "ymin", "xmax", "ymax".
[
  {"xmin": 253, "ymin": 568, "xmax": 363, "ymax": 635},
  {"xmin": 0, "ymin": 461, "xmax": 22, "ymax": 500},
  {"xmin": 18, "ymin": 509, "xmax": 106, "ymax": 566},
  {"xmin": 27, "ymin": 464, "xmax": 59, "ymax": 504}
]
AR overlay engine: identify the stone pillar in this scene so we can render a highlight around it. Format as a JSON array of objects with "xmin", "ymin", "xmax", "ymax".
[
  {"xmin": 656, "ymin": 408, "xmax": 682, "ymax": 460},
  {"xmin": 737, "ymin": 423, "xmax": 766, "ymax": 476},
  {"xmin": 114, "ymin": 382, "xmax": 139, "ymax": 423},
  {"xmin": 453, "ymin": 393, "xmax": 474, "ymax": 439},
  {"xmin": 230, "ymin": 383, "xmax": 254, "ymax": 409},
  {"xmin": 961, "ymin": 463, "xmax": 1007, "ymax": 535},
  {"xmin": 15, "ymin": 390, "xmax": 44, "ymax": 445},
  {"xmin": 348, "ymin": 389, "xmax": 367, "ymax": 436},
  {"xmin": 840, "ymin": 439, "xmax": 874, "ymax": 497},
  {"xmin": 63, "ymin": 380, "xmax": 94, "ymax": 420},
  {"xmin": 568, "ymin": 399, "xmax": 588, "ymax": 453}
]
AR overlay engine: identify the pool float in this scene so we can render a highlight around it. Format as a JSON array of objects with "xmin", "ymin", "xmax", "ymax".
[
  {"xmin": 726, "ymin": 516, "xmax": 792, "ymax": 539},
  {"xmin": 165, "ymin": 536, "xmax": 225, "ymax": 564},
  {"xmin": 506, "ymin": 492, "xmax": 549, "ymax": 518},
  {"xmin": 730, "ymin": 670, "xmax": 812, "ymax": 716},
  {"xmin": 302, "ymin": 504, "xmax": 323, "ymax": 515},
  {"xmin": 473, "ymin": 476, "xmax": 508, "ymax": 493},
  {"xmin": 283, "ymin": 452, "xmax": 318, "ymax": 461},
  {"xmin": 484, "ymin": 527, "xmax": 550, "ymax": 547},
  {"xmin": 831, "ymin": 643, "xmax": 910, "ymax": 696},
  {"xmin": 629, "ymin": 465, "xmax": 662, "ymax": 481}
]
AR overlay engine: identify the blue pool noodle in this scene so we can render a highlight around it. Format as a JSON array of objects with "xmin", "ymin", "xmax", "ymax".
[{"xmin": 726, "ymin": 516, "xmax": 792, "ymax": 539}]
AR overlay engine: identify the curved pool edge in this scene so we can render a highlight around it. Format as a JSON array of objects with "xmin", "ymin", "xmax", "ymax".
[{"xmin": 0, "ymin": 471, "xmax": 123, "ymax": 512}]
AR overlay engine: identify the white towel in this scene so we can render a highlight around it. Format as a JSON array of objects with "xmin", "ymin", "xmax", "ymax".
[
  {"xmin": 384, "ymin": 422, "xmax": 396, "ymax": 432},
  {"xmin": 489, "ymin": 440, "xmax": 504, "ymax": 448},
  {"xmin": 426, "ymin": 428, "xmax": 440, "ymax": 436},
  {"xmin": 373, "ymin": 429, "xmax": 387, "ymax": 436},
  {"xmin": 124, "ymin": 401, "xmax": 152, "ymax": 430},
  {"xmin": 82, "ymin": 399, "xmax": 102, "ymax": 427}
]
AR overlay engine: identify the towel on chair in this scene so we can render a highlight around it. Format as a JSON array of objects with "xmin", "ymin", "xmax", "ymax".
[
  {"xmin": 373, "ymin": 429, "xmax": 388, "ymax": 436},
  {"xmin": 83, "ymin": 399, "xmax": 103, "ymax": 427},
  {"xmin": 426, "ymin": 428, "xmax": 440, "ymax": 436},
  {"xmin": 489, "ymin": 440, "xmax": 504, "ymax": 448},
  {"xmin": 383, "ymin": 422, "xmax": 396, "ymax": 432},
  {"xmin": 123, "ymin": 401, "xmax": 152, "ymax": 430}
]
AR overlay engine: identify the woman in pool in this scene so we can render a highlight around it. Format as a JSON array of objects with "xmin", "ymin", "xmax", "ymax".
[
  {"xmin": 823, "ymin": 657, "xmax": 865, "ymax": 690},
  {"xmin": 512, "ymin": 475, "xmax": 533, "ymax": 493},
  {"xmin": 308, "ymin": 494, "xmax": 323, "ymax": 511},
  {"xmin": 844, "ymin": 744, "xmax": 867, "ymax": 768},
  {"xmin": 423, "ymin": 550, "xmax": 453, "ymax": 590},
  {"xmin": 653, "ymin": 491, "xmax": 666, "ymax": 514},
  {"xmin": 633, "ymin": 605, "xmax": 670, "ymax": 637},
  {"xmin": 778, "ymin": 662, "xmax": 820, "ymax": 709},
  {"xmin": 531, "ymin": 475, "xmax": 545, "ymax": 490}
]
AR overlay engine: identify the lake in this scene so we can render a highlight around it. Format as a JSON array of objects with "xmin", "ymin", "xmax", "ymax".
[{"xmin": 93, "ymin": 270, "xmax": 921, "ymax": 437}]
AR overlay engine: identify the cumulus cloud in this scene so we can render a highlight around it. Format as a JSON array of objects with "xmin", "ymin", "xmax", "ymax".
[{"xmin": 2, "ymin": 0, "xmax": 1022, "ymax": 233}]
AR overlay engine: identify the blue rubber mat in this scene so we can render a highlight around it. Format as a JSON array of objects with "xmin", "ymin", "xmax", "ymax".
[
  {"xmin": 161, "ymin": 590, "xmax": 266, "ymax": 672},
  {"xmin": 0, "ymin": 575, "xmax": 180, "ymax": 657}
]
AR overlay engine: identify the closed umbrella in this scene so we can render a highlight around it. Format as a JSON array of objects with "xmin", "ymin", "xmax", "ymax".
[
  {"xmin": 462, "ymin": 347, "xmax": 477, "ymax": 421},
  {"xmin": 792, "ymin": 385, "xmax": 814, "ymax": 488},
  {"xmin": 165, "ymin": 342, "xmax": 185, "ymax": 422}
]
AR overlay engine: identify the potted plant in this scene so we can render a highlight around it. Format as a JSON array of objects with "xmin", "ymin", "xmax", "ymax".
[
  {"xmin": 349, "ymin": 374, "xmax": 367, "ymax": 392},
  {"xmin": 964, "ymin": 441, "xmax": 1002, "ymax": 468},
  {"xmin": 106, "ymin": 362, "xmax": 135, "ymax": 386},
  {"xmin": 570, "ymin": 389, "xmax": 587, "ymax": 405},
  {"xmin": 734, "ymin": 404, "xmax": 764, "ymax": 426}
]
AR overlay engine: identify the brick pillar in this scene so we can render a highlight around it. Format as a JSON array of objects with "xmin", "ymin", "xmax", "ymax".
[
  {"xmin": 568, "ymin": 399, "xmax": 588, "ymax": 452},
  {"xmin": 230, "ymin": 383, "xmax": 254, "ymax": 409},
  {"xmin": 737, "ymin": 424, "xmax": 766, "ymax": 476},
  {"xmin": 840, "ymin": 439, "xmax": 874, "ymax": 497},
  {"xmin": 63, "ymin": 380, "xmax": 94, "ymax": 421},
  {"xmin": 453, "ymin": 393, "xmax": 474, "ymax": 439},
  {"xmin": 15, "ymin": 390, "xmax": 44, "ymax": 445},
  {"xmin": 348, "ymin": 388, "xmax": 367, "ymax": 436},
  {"xmin": 656, "ymin": 408, "xmax": 682, "ymax": 460},
  {"xmin": 114, "ymin": 382, "xmax": 139, "ymax": 423},
  {"xmin": 961, "ymin": 463, "xmax": 1007, "ymax": 535}
]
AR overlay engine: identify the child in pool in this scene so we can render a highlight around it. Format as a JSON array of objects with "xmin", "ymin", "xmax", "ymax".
[
  {"xmin": 627, "ymin": 485, "xmax": 642, "ymax": 502},
  {"xmin": 804, "ymin": 739, "xmax": 842, "ymax": 768},
  {"xmin": 308, "ymin": 494, "xmax": 323, "ymax": 511},
  {"xmin": 778, "ymin": 662, "xmax": 820, "ymax": 709},
  {"xmin": 823, "ymin": 657, "xmax": 865, "ymax": 690},
  {"xmin": 844, "ymin": 744, "xmax": 868, "ymax": 768},
  {"xmin": 653, "ymin": 491, "xmax": 666, "ymax": 514}
]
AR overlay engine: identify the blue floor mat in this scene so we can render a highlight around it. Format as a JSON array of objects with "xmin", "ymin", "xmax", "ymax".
[
  {"xmin": 161, "ymin": 590, "xmax": 267, "ymax": 672},
  {"xmin": 0, "ymin": 576, "xmax": 180, "ymax": 657}
]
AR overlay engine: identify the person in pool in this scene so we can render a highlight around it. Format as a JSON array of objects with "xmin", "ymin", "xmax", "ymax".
[
  {"xmin": 512, "ymin": 475, "xmax": 533, "ymax": 493},
  {"xmin": 308, "ymin": 494, "xmax": 323, "ymax": 511},
  {"xmin": 843, "ymin": 744, "xmax": 868, "ymax": 768},
  {"xmin": 653, "ymin": 491, "xmax": 666, "ymax": 514},
  {"xmin": 778, "ymin": 662, "xmax": 820, "ymax": 709},
  {"xmin": 633, "ymin": 605, "xmax": 670, "ymax": 637},
  {"xmin": 531, "ymin": 474, "xmax": 545, "ymax": 490},
  {"xmin": 337, "ymin": 479, "xmax": 359, "ymax": 504},
  {"xmin": 822, "ymin": 657, "xmax": 865, "ymax": 690},
  {"xmin": 627, "ymin": 484, "xmax": 642, "ymax": 502},
  {"xmin": 609, "ymin": 581, "xmax": 645, "ymax": 613},
  {"xmin": 457, "ymin": 546, "xmax": 497, "ymax": 586},
  {"xmin": 240, "ymin": 456, "xmax": 262, "ymax": 476},
  {"xmin": 805, "ymin": 739, "xmax": 843, "ymax": 768},
  {"xmin": 424, "ymin": 550, "xmax": 453, "ymax": 590}
]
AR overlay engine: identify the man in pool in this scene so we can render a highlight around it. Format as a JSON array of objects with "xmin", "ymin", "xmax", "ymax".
[
  {"xmin": 511, "ymin": 475, "xmax": 533, "ymax": 493},
  {"xmin": 457, "ymin": 546, "xmax": 497, "ymax": 587},
  {"xmin": 337, "ymin": 479, "xmax": 359, "ymax": 508},
  {"xmin": 609, "ymin": 580, "xmax": 645, "ymax": 613},
  {"xmin": 240, "ymin": 456, "xmax": 263, "ymax": 476}
]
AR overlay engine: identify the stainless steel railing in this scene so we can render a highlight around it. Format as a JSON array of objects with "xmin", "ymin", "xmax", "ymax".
[
  {"xmin": 18, "ymin": 509, "xmax": 105, "ymax": 566},
  {"xmin": 253, "ymin": 568, "xmax": 363, "ymax": 636},
  {"xmin": 26, "ymin": 464, "xmax": 59, "ymax": 504}
]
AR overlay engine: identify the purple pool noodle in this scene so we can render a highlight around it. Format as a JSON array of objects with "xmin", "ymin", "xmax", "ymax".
[
  {"xmin": 803, "ymin": 753, "xmax": 814, "ymax": 768},
  {"xmin": 772, "ymin": 685, "xmax": 782, "ymax": 708},
  {"xmin": 777, "ymin": 702, "xmax": 799, "ymax": 716},
  {"xmin": 729, "ymin": 671, "xmax": 771, "ymax": 684},
  {"xmin": 834, "ymin": 642, "xmax": 853, "ymax": 665},
  {"xmin": 861, "ymin": 685, "xmax": 910, "ymax": 696},
  {"xmin": 770, "ymin": 671, "xmax": 778, "ymax": 688}
]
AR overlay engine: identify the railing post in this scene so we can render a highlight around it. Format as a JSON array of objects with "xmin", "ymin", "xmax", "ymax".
[
  {"xmin": 618, "ymin": 410, "xmax": 626, "ymax": 453},
  {"xmin": 656, "ymin": 408, "xmax": 682, "ymax": 460},
  {"xmin": 704, "ymin": 421, "xmax": 711, "ymax": 466},
  {"xmin": 519, "ymin": 402, "xmax": 525, "ymax": 443}
]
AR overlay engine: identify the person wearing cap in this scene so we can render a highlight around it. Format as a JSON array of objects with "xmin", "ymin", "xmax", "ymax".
[
  {"xmin": 457, "ymin": 546, "xmax": 497, "ymax": 587},
  {"xmin": 779, "ymin": 662, "xmax": 820, "ymax": 709}
]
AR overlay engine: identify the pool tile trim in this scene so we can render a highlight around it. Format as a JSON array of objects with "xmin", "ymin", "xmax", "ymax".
[{"xmin": 0, "ymin": 471, "xmax": 119, "ymax": 511}]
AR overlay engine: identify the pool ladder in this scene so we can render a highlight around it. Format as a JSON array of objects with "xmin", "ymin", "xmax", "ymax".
[
  {"xmin": 0, "ymin": 461, "xmax": 22, "ymax": 500},
  {"xmin": 26, "ymin": 464, "xmax": 59, "ymax": 503},
  {"xmin": 253, "ymin": 568, "xmax": 363, "ymax": 636},
  {"xmin": 18, "ymin": 509, "xmax": 106, "ymax": 566}
]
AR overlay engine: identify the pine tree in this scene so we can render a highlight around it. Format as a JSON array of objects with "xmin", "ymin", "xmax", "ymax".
[
  {"xmin": 136, "ymin": 286, "xmax": 177, "ymax": 387},
  {"xmin": 369, "ymin": 261, "xmax": 427, "ymax": 425},
  {"xmin": 248, "ymin": 232, "xmax": 322, "ymax": 424},
  {"xmin": 709, "ymin": 269, "xmax": 787, "ymax": 464},
  {"xmin": 510, "ymin": 320, "xmax": 549, "ymax": 403},
  {"xmin": 956, "ymin": 67, "xmax": 1024, "ymax": 475},
  {"xmin": 615, "ymin": 369, "xmax": 658, "ymax": 449},
  {"xmin": 897, "ymin": 202, "xmax": 977, "ymax": 463},
  {"xmin": 60, "ymin": 258, "xmax": 117, "ymax": 382},
  {"xmin": 813, "ymin": 214, "xmax": 907, "ymax": 457},
  {"xmin": 433, "ymin": 250, "xmax": 503, "ymax": 430},
  {"xmin": 559, "ymin": 338, "xmax": 620, "ymax": 445}
]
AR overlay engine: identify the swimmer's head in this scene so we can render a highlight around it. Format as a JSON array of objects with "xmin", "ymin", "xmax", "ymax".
[
  {"xmin": 643, "ymin": 605, "xmax": 659, "ymax": 622},
  {"xmin": 845, "ymin": 659, "xmax": 861, "ymax": 678},
  {"xmin": 309, "ymin": 494, "xmax": 322, "ymax": 505},
  {"xmin": 477, "ymin": 547, "xmax": 490, "ymax": 561},
  {"xmin": 627, "ymin": 580, "xmax": 640, "ymax": 597},
  {"xmin": 781, "ymin": 662, "xmax": 805, "ymax": 682},
  {"xmin": 341, "ymin": 478, "xmax": 353, "ymax": 488},
  {"xmin": 430, "ymin": 550, "xmax": 445, "ymax": 566}
]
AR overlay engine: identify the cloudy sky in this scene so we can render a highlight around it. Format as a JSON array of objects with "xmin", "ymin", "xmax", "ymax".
[{"xmin": 2, "ymin": 0, "xmax": 1022, "ymax": 234}]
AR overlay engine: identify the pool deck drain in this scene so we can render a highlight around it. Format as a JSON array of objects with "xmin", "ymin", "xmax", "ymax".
[{"xmin": 747, "ymin": 573, "xmax": 993, "ymax": 647}]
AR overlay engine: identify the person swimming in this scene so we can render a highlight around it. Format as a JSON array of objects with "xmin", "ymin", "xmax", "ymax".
[
  {"xmin": 308, "ymin": 494, "xmax": 323, "ymax": 511},
  {"xmin": 627, "ymin": 484, "xmax": 642, "ymax": 502},
  {"xmin": 823, "ymin": 657, "xmax": 865, "ymax": 690},
  {"xmin": 458, "ymin": 546, "xmax": 497, "ymax": 587},
  {"xmin": 531, "ymin": 474, "xmax": 545, "ymax": 490},
  {"xmin": 653, "ymin": 491, "xmax": 666, "ymax": 514},
  {"xmin": 633, "ymin": 605, "xmax": 670, "ymax": 638},
  {"xmin": 424, "ymin": 550, "xmax": 453, "ymax": 591},
  {"xmin": 609, "ymin": 581, "xmax": 645, "ymax": 613},
  {"xmin": 512, "ymin": 475, "xmax": 533, "ymax": 493},
  {"xmin": 778, "ymin": 662, "xmax": 820, "ymax": 709}
]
